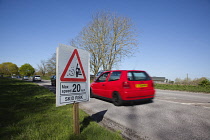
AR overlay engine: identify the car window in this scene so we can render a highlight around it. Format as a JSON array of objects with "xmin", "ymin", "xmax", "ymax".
[
  {"xmin": 96, "ymin": 71, "xmax": 103, "ymax": 77},
  {"xmin": 96, "ymin": 72, "xmax": 110, "ymax": 82},
  {"xmin": 108, "ymin": 71, "xmax": 121, "ymax": 81},
  {"xmin": 127, "ymin": 71, "xmax": 151, "ymax": 81}
]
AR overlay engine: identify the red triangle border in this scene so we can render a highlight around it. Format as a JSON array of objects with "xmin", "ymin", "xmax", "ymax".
[{"xmin": 60, "ymin": 49, "xmax": 86, "ymax": 82}]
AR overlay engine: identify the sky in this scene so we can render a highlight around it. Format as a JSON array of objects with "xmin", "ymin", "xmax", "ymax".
[{"xmin": 0, "ymin": 0, "xmax": 209, "ymax": 81}]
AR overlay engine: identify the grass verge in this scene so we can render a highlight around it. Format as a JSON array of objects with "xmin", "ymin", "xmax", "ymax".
[
  {"xmin": 155, "ymin": 83, "xmax": 210, "ymax": 93},
  {"xmin": 0, "ymin": 78, "xmax": 124, "ymax": 140}
]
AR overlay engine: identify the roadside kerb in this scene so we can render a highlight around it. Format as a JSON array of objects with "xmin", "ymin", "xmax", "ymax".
[{"xmin": 79, "ymin": 104, "xmax": 145, "ymax": 140}]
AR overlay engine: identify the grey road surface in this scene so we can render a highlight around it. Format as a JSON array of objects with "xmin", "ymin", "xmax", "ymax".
[
  {"xmin": 36, "ymin": 80, "xmax": 210, "ymax": 140},
  {"xmin": 81, "ymin": 90, "xmax": 210, "ymax": 140},
  {"xmin": 34, "ymin": 80, "xmax": 56, "ymax": 94}
]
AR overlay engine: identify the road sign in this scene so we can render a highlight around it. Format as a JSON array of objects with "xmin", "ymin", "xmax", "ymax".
[
  {"xmin": 60, "ymin": 49, "xmax": 86, "ymax": 82},
  {"xmin": 56, "ymin": 44, "xmax": 90, "ymax": 107}
]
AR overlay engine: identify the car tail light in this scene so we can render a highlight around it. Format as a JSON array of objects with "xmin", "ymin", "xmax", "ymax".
[
  {"xmin": 123, "ymin": 81, "xmax": 130, "ymax": 89},
  {"xmin": 151, "ymin": 82, "xmax": 154, "ymax": 87}
]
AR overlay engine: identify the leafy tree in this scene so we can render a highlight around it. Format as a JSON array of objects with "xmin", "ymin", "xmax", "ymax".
[
  {"xmin": 174, "ymin": 77, "xmax": 209, "ymax": 86},
  {"xmin": 199, "ymin": 78, "xmax": 210, "ymax": 86},
  {"xmin": 0, "ymin": 62, "xmax": 19, "ymax": 76},
  {"xmin": 0, "ymin": 64, "xmax": 4, "ymax": 74},
  {"xmin": 70, "ymin": 11, "xmax": 138, "ymax": 75},
  {"xmin": 19, "ymin": 63, "xmax": 35, "ymax": 76}
]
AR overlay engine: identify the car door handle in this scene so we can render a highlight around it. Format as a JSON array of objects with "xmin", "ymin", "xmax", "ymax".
[{"xmin": 102, "ymin": 84, "xmax": 105, "ymax": 86}]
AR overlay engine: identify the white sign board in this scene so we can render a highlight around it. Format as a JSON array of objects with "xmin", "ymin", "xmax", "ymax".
[{"xmin": 56, "ymin": 44, "xmax": 90, "ymax": 107}]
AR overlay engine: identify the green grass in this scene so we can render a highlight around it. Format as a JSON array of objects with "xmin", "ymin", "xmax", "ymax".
[
  {"xmin": 0, "ymin": 78, "xmax": 124, "ymax": 140},
  {"xmin": 155, "ymin": 83, "xmax": 210, "ymax": 93}
]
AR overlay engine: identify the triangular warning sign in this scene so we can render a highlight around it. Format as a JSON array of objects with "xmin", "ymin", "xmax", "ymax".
[{"xmin": 60, "ymin": 49, "xmax": 86, "ymax": 82}]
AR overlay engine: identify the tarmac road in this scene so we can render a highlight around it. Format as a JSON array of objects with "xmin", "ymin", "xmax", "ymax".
[
  {"xmin": 80, "ymin": 90, "xmax": 210, "ymax": 140},
  {"xmin": 34, "ymin": 80, "xmax": 56, "ymax": 94},
  {"xmin": 36, "ymin": 80, "xmax": 210, "ymax": 140}
]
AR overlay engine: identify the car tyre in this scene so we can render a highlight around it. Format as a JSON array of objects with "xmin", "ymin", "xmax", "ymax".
[{"xmin": 112, "ymin": 92, "xmax": 122, "ymax": 106}]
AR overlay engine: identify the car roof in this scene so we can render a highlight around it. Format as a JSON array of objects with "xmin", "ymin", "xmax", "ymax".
[{"xmin": 103, "ymin": 70, "xmax": 146, "ymax": 72}]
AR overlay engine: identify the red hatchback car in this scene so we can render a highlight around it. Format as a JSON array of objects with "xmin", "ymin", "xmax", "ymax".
[{"xmin": 90, "ymin": 70, "xmax": 155, "ymax": 106}]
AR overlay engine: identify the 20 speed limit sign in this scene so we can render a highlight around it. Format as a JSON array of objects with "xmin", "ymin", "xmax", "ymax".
[
  {"xmin": 60, "ymin": 82, "xmax": 87, "ymax": 103},
  {"xmin": 56, "ymin": 44, "xmax": 90, "ymax": 107}
]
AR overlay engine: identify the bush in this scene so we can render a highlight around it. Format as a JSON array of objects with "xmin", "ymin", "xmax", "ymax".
[
  {"xmin": 199, "ymin": 79, "xmax": 210, "ymax": 86},
  {"xmin": 155, "ymin": 83, "xmax": 210, "ymax": 93}
]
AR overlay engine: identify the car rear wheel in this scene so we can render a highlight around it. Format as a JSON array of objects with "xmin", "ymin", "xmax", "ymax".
[{"xmin": 112, "ymin": 92, "xmax": 122, "ymax": 106}]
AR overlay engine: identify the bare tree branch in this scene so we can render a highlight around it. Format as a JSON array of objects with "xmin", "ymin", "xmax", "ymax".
[
  {"xmin": 70, "ymin": 11, "xmax": 138, "ymax": 75},
  {"xmin": 37, "ymin": 60, "xmax": 47, "ymax": 76}
]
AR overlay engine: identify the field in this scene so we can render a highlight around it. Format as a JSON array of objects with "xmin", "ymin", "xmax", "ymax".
[
  {"xmin": 0, "ymin": 78, "xmax": 123, "ymax": 140},
  {"xmin": 155, "ymin": 83, "xmax": 210, "ymax": 93}
]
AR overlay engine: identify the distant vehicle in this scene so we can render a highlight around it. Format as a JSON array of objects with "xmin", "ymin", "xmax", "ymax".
[
  {"xmin": 51, "ymin": 75, "xmax": 56, "ymax": 86},
  {"xmin": 33, "ymin": 75, "xmax": 42, "ymax": 81},
  {"xmin": 22, "ymin": 76, "xmax": 29, "ymax": 80},
  {"xmin": 17, "ymin": 75, "xmax": 21, "ymax": 78},
  {"xmin": 11, "ymin": 75, "xmax": 17, "ymax": 78},
  {"xmin": 90, "ymin": 70, "xmax": 155, "ymax": 106},
  {"xmin": 29, "ymin": 76, "xmax": 33, "ymax": 80}
]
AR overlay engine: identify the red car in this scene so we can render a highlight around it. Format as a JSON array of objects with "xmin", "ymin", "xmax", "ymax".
[{"xmin": 90, "ymin": 70, "xmax": 155, "ymax": 106}]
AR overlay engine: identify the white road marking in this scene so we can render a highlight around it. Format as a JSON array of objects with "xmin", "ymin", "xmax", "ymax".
[{"xmin": 156, "ymin": 99, "xmax": 210, "ymax": 109}]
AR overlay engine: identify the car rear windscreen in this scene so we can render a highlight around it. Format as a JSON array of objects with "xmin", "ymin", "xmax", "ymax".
[{"xmin": 127, "ymin": 71, "xmax": 151, "ymax": 81}]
